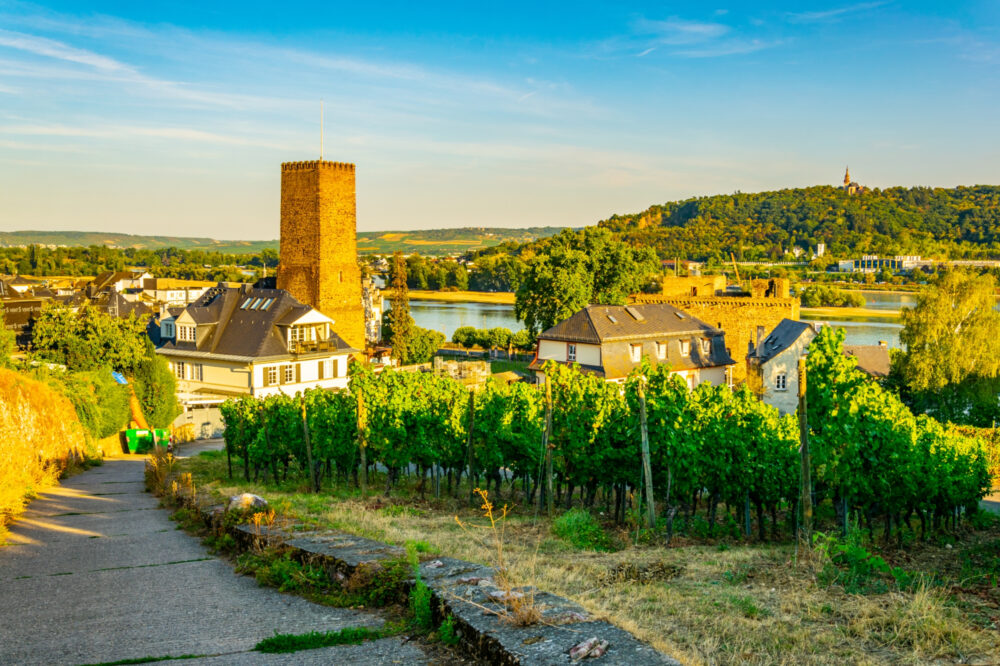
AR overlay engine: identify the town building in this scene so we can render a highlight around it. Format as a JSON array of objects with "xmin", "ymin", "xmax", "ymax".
[
  {"xmin": 141, "ymin": 278, "xmax": 213, "ymax": 307},
  {"xmin": 87, "ymin": 270, "xmax": 153, "ymax": 297},
  {"xmin": 528, "ymin": 302, "xmax": 735, "ymax": 386},
  {"xmin": 155, "ymin": 284, "xmax": 357, "ymax": 406},
  {"xmin": 842, "ymin": 167, "xmax": 865, "ymax": 195},
  {"xmin": 632, "ymin": 276, "xmax": 800, "ymax": 383},
  {"xmin": 746, "ymin": 319, "xmax": 817, "ymax": 415}
]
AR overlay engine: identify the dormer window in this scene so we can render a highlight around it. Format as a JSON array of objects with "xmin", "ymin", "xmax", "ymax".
[
  {"xmin": 162, "ymin": 321, "xmax": 175, "ymax": 338},
  {"xmin": 679, "ymin": 340, "xmax": 691, "ymax": 356},
  {"xmin": 178, "ymin": 325, "xmax": 196, "ymax": 342},
  {"xmin": 701, "ymin": 339, "xmax": 711, "ymax": 355}
]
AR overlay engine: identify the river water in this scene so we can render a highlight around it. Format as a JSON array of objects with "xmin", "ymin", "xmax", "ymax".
[{"xmin": 409, "ymin": 289, "xmax": 911, "ymax": 349}]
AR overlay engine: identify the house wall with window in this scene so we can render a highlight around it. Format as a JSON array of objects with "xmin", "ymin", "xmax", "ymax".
[
  {"xmin": 759, "ymin": 334, "xmax": 812, "ymax": 415},
  {"xmin": 251, "ymin": 355, "xmax": 350, "ymax": 397},
  {"xmin": 536, "ymin": 340, "xmax": 601, "ymax": 366},
  {"xmin": 601, "ymin": 338, "xmax": 731, "ymax": 388}
]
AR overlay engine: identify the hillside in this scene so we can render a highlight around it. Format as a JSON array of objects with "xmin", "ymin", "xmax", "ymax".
[
  {"xmin": 598, "ymin": 185, "xmax": 1000, "ymax": 261},
  {"xmin": 0, "ymin": 227, "xmax": 566, "ymax": 256}
]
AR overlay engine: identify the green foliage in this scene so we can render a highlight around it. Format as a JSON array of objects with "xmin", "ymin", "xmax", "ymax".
[
  {"xmin": 35, "ymin": 367, "xmax": 131, "ymax": 439},
  {"xmin": 892, "ymin": 270, "xmax": 1000, "ymax": 426},
  {"xmin": 30, "ymin": 303, "xmax": 150, "ymax": 374},
  {"xmin": 451, "ymin": 326, "xmax": 532, "ymax": 350},
  {"xmin": 514, "ymin": 228, "xmax": 657, "ymax": 333},
  {"xmin": 409, "ymin": 579, "xmax": 433, "ymax": 632},
  {"xmin": 799, "ymin": 285, "xmax": 866, "ymax": 308},
  {"xmin": 254, "ymin": 626, "xmax": 384, "ymax": 654},
  {"xmin": 0, "ymin": 304, "xmax": 15, "ymax": 367},
  {"xmin": 552, "ymin": 509, "xmax": 615, "ymax": 551},
  {"xmin": 814, "ymin": 528, "xmax": 922, "ymax": 594},
  {"xmin": 596, "ymin": 184, "xmax": 1000, "ymax": 261},
  {"xmin": 406, "ymin": 326, "xmax": 445, "ymax": 364},
  {"xmin": 132, "ymin": 352, "xmax": 180, "ymax": 429},
  {"xmin": 438, "ymin": 614, "xmax": 461, "ymax": 646},
  {"xmin": 389, "ymin": 251, "xmax": 413, "ymax": 362}
]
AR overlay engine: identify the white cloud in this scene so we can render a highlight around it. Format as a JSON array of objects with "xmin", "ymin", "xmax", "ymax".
[
  {"xmin": 0, "ymin": 123, "xmax": 287, "ymax": 148},
  {"xmin": 635, "ymin": 18, "xmax": 730, "ymax": 45},
  {"xmin": 787, "ymin": 2, "xmax": 889, "ymax": 23}
]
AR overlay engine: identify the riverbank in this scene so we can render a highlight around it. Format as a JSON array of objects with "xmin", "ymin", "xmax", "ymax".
[
  {"xmin": 407, "ymin": 289, "xmax": 516, "ymax": 304},
  {"xmin": 800, "ymin": 306, "xmax": 902, "ymax": 321}
]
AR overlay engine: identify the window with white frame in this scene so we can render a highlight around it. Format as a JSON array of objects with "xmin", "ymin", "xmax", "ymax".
[
  {"xmin": 178, "ymin": 325, "xmax": 196, "ymax": 342},
  {"xmin": 701, "ymin": 338, "xmax": 711, "ymax": 355},
  {"xmin": 174, "ymin": 361, "xmax": 186, "ymax": 380},
  {"xmin": 266, "ymin": 367, "xmax": 278, "ymax": 386},
  {"xmin": 775, "ymin": 373, "xmax": 788, "ymax": 391},
  {"xmin": 656, "ymin": 342, "xmax": 666, "ymax": 359},
  {"xmin": 630, "ymin": 344, "xmax": 642, "ymax": 362},
  {"xmin": 679, "ymin": 339, "xmax": 691, "ymax": 356},
  {"xmin": 283, "ymin": 365, "xmax": 295, "ymax": 383},
  {"xmin": 162, "ymin": 322, "xmax": 174, "ymax": 338},
  {"xmin": 567, "ymin": 343, "xmax": 577, "ymax": 362},
  {"xmin": 191, "ymin": 364, "xmax": 203, "ymax": 381}
]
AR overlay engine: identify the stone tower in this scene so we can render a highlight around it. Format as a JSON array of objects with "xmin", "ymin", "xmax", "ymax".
[
  {"xmin": 277, "ymin": 160, "xmax": 365, "ymax": 352},
  {"xmin": 843, "ymin": 166, "xmax": 851, "ymax": 186}
]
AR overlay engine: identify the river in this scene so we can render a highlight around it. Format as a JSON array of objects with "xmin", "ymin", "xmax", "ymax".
[{"xmin": 408, "ymin": 289, "xmax": 911, "ymax": 349}]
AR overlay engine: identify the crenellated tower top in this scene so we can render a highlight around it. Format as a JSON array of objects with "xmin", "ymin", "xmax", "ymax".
[{"xmin": 281, "ymin": 160, "xmax": 355, "ymax": 172}]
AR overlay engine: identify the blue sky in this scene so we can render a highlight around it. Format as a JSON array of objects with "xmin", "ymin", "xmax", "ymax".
[{"xmin": 1, "ymin": 1, "xmax": 999, "ymax": 239}]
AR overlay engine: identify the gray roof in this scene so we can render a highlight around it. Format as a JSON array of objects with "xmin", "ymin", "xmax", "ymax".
[
  {"xmin": 844, "ymin": 345, "xmax": 891, "ymax": 377},
  {"xmin": 159, "ymin": 285, "xmax": 356, "ymax": 359},
  {"xmin": 748, "ymin": 319, "xmax": 814, "ymax": 364},
  {"xmin": 538, "ymin": 303, "xmax": 722, "ymax": 344}
]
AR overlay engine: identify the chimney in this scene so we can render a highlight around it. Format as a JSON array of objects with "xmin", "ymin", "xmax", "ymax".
[
  {"xmin": 756, "ymin": 325, "xmax": 765, "ymax": 345},
  {"xmin": 878, "ymin": 340, "xmax": 887, "ymax": 348}
]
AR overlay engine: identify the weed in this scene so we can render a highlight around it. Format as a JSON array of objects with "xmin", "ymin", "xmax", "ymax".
[
  {"xmin": 552, "ymin": 509, "xmax": 615, "ymax": 552},
  {"xmin": 144, "ymin": 446, "xmax": 176, "ymax": 495},
  {"xmin": 456, "ymin": 488, "xmax": 541, "ymax": 626},
  {"xmin": 249, "ymin": 509, "xmax": 275, "ymax": 553},
  {"xmin": 344, "ymin": 557, "xmax": 410, "ymax": 607},
  {"xmin": 79, "ymin": 656, "xmax": 204, "ymax": 666},
  {"xmin": 725, "ymin": 593, "xmax": 772, "ymax": 619},
  {"xmin": 254, "ymin": 626, "xmax": 384, "ymax": 653},
  {"xmin": 722, "ymin": 563, "xmax": 753, "ymax": 585},
  {"xmin": 378, "ymin": 504, "xmax": 425, "ymax": 518},
  {"xmin": 438, "ymin": 614, "xmax": 461, "ymax": 646}
]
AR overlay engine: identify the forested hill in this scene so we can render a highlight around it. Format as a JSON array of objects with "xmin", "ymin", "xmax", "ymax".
[
  {"xmin": 0, "ymin": 226, "xmax": 566, "ymax": 255},
  {"xmin": 597, "ymin": 185, "xmax": 1000, "ymax": 261}
]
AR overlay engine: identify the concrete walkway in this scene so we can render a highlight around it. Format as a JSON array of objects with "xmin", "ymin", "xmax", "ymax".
[{"xmin": 0, "ymin": 456, "xmax": 428, "ymax": 665}]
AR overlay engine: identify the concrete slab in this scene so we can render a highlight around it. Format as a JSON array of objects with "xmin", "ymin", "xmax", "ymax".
[{"xmin": 0, "ymin": 458, "xmax": 415, "ymax": 666}]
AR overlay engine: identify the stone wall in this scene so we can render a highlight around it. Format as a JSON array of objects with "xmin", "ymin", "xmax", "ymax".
[
  {"xmin": 277, "ymin": 161, "xmax": 366, "ymax": 352},
  {"xmin": 632, "ymin": 294, "xmax": 799, "ymax": 383}
]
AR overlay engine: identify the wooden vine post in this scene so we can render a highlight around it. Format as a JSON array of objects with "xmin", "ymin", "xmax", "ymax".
[
  {"xmin": 798, "ymin": 356, "xmax": 812, "ymax": 549},
  {"xmin": 637, "ymin": 376, "xmax": 656, "ymax": 529},
  {"xmin": 356, "ymin": 389, "xmax": 368, "ymax": 498},
  {"xmin": 300, "ymin": 396, "xmax": 318, "ymax": 492},
  {"xmin": 466, "ymin": 388, "xmax": 476, "ymax": 505},
  {"xmin": 544, "ymin": 373, "xmax": 554, "ymax": 517}
]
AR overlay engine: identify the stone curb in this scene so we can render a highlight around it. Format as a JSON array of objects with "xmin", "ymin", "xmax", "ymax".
[{"xmin": 172, "ymin": 494, "xmax": 678, "ymax": 665}]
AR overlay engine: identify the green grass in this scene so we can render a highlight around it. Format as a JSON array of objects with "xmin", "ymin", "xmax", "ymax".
[
  {"xmin": 253, "ymin": 626, "xmax": 386, "ymax": 653},
  {"xmin": 552, "ymin": 508, "xmax": 616, "ymax": 551},
  {"xmin": 80, "ymin": 655, "xmax": 205, "ymax": 666}
]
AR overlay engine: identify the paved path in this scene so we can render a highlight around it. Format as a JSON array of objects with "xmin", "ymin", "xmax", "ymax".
[{"xmin": 0, "ymin": 455, "xmax": 428, "ymax": 665}]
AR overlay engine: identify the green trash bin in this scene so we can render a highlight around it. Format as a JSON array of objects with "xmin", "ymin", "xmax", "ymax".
[{"xmin": 121, "ymin": 428, "xmax": 171, "ymax": 453}]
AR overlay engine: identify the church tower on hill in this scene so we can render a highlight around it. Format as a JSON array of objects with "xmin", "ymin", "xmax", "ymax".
[
  {"xmin": 277, "ymin": 160, "xmax": 365, "ymax": 353},
  {"xmin": 841, "ymin": 166, "xmax": 864, "ymax": 195}
]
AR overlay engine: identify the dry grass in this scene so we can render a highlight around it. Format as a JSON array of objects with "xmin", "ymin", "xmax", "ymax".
[
  {"xmin": 0, "ymin": 368, "xmax": 90, "ymax": 543},
  {"xmin": 406, "ymin": 290, "xmax": 516, "ymax": 304},
  {"xmin": 179, "ymin": 455, "xmax": 1000, "ymax": 665}
]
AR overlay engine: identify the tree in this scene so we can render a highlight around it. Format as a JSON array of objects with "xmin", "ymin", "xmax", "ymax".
[
  {"xmin": 389, "ymin": 252, "xmax": 414, "ymax": 362},
  {"xmin": 30, "ymin": 303, "xmax": 150, "ymax": 374},
  {"xmin": 0, "ymin": 304, "xmax": 15, "ymax": 368},
  {"xmin": 515, "ymin": 249, "xmax": 591, "ymax": 334},
  {"xmin": 892, "ymin": 270, "xmax": 1000, "ymax": 425},
  {"xmin": 407, "ymin": 326, "xmax": 445, "ymax": 364},
  {"xmin": 132, "ymin": 350, "xmax": 181, "ymax": 428}
]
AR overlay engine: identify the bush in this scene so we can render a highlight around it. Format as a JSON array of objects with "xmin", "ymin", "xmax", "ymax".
[
  {"xmin": 552, "ymin": 509, "xmax": 615, "ymax": 551},
  {"xmin": 800, "ymin": 285, "xmax": 866, "ymax": 308},
  {"xmin": 452, "ymin": 326, "xmax": 477, "ymax": 348},
  {"xmin": 406, "ymin": 326, "xmax": 445, "ymax": 364}
]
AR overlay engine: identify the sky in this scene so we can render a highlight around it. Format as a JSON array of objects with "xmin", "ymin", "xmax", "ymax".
[{"xmin": 1, "ymin": 1, "xmax": 999, "ymax": 239}]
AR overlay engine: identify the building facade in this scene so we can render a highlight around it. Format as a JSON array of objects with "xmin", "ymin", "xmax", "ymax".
[
  {"xmin": 155, "ymin": 285, "xmax": 357, "ymax": 405},
  {"xmin": 529, "ymin": 303, "xmax": 735, "ymax": 386},
  {"xmin": 746, "ymin": 319, "xmax": 817, "ymax": 415}
]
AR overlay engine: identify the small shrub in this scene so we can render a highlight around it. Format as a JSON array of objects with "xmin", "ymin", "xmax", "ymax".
[
  {"xmin": 438, "ymin": 614, "xmax": 461, "ymax": 646},
  {"xmin": 410, "ymin": 580, "xmax": 433, "ymax": 632},
  {"xmin": 345, "ymin": 558, "xmax": 410, "ymax": 607},
  {"xmin": 552, "ymin": 509, "xmax": 615, "ymax": 552}
]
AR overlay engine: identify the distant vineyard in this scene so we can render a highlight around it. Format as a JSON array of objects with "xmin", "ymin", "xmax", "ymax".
[{"xmin": 221, "ymin": 327, "xmax": 991, "ymax": 539}]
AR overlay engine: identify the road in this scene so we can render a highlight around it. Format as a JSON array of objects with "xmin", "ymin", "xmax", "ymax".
[{"xmin": 0, "ymin": 453, "xmax": 428, "ymax": 665}]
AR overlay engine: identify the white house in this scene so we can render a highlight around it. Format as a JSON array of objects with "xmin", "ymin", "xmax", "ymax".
[
  {"xmin": 746, "ymin": 319, "xmax": 817, "ymax": 415},
  {"xmin": 528, "ymin": 303, "xmax": 736, "ymax": 387},
  {"xmin": 155, "ymin": 284, "xmax": 357, "ymax": 405}
]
